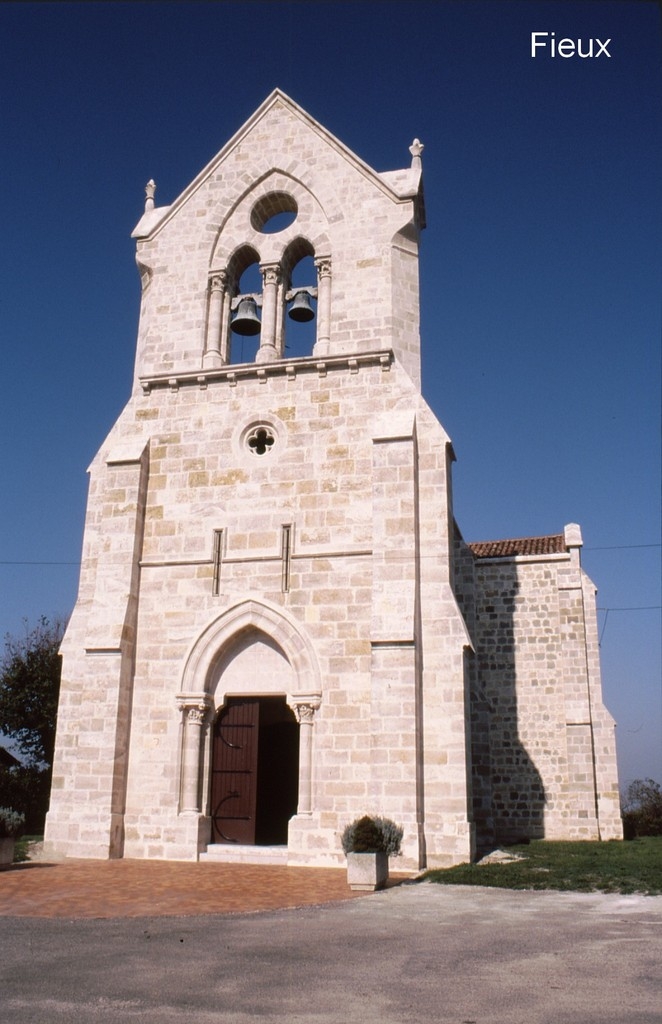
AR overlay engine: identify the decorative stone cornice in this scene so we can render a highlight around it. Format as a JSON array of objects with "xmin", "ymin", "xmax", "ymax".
[{"xmin": 139, "ymin": 350, "xmax": 393, "ymax": 394}]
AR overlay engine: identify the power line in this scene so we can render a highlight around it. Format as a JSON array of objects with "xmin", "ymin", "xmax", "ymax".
[
  {"xmin": 1, "ymin": 549, "xmax": 661, "ymax": 567},
  {"xmin": 598, "ymin": 606, "xmax": 661, "ymax": 612},
  {"xmin": 598, "ymin": 606, "xmax": 662, "ymax": 646},
  {"xmin": 586, "ymin": 544, "xmax": 661, "ymax": 551}
]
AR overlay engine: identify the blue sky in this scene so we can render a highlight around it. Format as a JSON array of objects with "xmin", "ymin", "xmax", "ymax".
[{"xmin": 0, "ymin": 1, "xmax": 659, "ymax": 788}]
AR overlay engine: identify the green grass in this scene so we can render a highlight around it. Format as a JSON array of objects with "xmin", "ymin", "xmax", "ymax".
[
  {"xmin": 423, "ymin": 838, "xmax": 662, "ymax": 895},
  {"xmin": 12, "ymin": 835, "xmax": 43, "ymax": 863}
]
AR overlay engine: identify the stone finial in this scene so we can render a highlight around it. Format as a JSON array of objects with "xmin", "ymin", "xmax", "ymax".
[
  {"xmin": 144, "ymin": 179, "xmax": 156, "ymax": 212},
  {"xmin": 409, "ymin": 139, "xmax": 424, "ymax": 170}
]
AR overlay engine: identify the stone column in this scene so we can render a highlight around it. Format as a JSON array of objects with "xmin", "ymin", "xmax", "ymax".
[
  {"xmin": 293, "ymin": 697, "xmax": 321, "ymax": 815},
  {"xmin": 256, "ymin": 263, "xmax": 281, "ymax": 363},
  {"xmin": 177, "ymin": 698, "xmax": 211, "ymax": 813},
  {"xmin": 313, "ymin": 257, "xmax": 332, "ymax": 356},
  {"xmin": 203, "ymin": 272, "xmax": 228, "ymax": 369},
  {"xmin": 274, "ymin": 273, "xmax": 286, "ymax": 359},
  {"xmin": 219, "ymin": 272, "xmax": 233, "ymax": 364}
]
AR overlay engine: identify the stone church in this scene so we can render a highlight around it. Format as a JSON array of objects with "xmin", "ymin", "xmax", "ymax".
[{"xmin": 44, "ymin": 91, "xmax": 622, "ymax": 869}]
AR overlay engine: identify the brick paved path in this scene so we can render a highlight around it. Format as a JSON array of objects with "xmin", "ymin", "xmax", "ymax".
[{"xmin": 0, "ymin": 859, "xmax": 408, "ymax": 918}]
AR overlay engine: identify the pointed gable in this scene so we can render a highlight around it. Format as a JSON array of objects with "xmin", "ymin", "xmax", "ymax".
[
  {"xmin": 133, "ymin": 90, "xmax": 422, "ymax": 240},
  {"xmin": 131, "ymin": 90, "xmax": 426, "ymax": 385}
]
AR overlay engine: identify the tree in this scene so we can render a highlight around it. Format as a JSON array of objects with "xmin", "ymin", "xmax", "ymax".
[
  {"xmin": 621, "ymin": 778, "xmax": 662, "ymax": 839},
  {"xmin": 0, "ymin": 617, "xmax": 64, "ymax": 831}
]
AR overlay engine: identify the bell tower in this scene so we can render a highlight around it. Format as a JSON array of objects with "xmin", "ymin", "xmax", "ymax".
[
  {"xmin": 130, "ymin": 89, "xmax": 427, "ymax": 390},
  {"xmin": 45, "ymin": 91, "xmax": 476, "ymax": 869}
]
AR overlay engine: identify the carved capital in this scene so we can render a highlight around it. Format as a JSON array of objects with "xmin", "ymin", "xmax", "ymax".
[
  {"xmin": 260, "ymin": 263, "xmax": 282, "ymax": 287},
  {"xmin": 210, "ymin": 271, "xmax": 228, "ymax": 293},
  {"xmin": 187, "ymin": 706, "xmax": 208, "ymax": 727},
  {"xmin": 314, "ymin": 257, "xmax": 332, "ymax": 279},
  {"xmin": 293, "ymin": 695, "xmax": 321, "ymax": 724},
  {"xmin": 176, "ymin": 694, "xmax": 212, "ymax": 725}
]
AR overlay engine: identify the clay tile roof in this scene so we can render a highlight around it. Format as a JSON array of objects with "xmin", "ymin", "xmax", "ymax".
[{"xmin": 468, "ymin": 534, "xmax": 566, "ymax": 559}]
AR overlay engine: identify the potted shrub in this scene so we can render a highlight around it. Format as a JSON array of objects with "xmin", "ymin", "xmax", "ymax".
[
  {"xmin": 0, "ymin": 807, "xmax": 25, "ymax": 868},
  {"xmin": 341, "ymin": 815, "xmax": 403, "ymax": 891}
]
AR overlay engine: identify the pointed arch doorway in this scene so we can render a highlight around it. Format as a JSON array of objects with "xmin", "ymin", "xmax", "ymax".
[
  {"xmin": 209, "ymin": 628, "xmax": 300, "ymax": 847},
  {"xmin": 178, "ymin": 600, "xmax": 322, "ymax": 856},
  {"xmin": 211, "ymin": 696, "xmax": 299, "ymax": 845}
]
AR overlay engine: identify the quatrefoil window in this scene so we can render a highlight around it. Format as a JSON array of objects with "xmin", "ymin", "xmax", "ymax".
[{"xmin": 247, "ymin": 426, "xmax": 275, "ymax": 456}]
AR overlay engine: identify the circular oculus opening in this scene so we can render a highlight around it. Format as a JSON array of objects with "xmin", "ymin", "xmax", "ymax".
[{"xmin": 251, "ymin": 192, "xmax": 298, "ymax": 234}]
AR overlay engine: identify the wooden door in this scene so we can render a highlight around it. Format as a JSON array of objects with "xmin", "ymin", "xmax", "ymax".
[{"xmin": 210, "ymin": 699, "xmax": 259, "ymax": 844}]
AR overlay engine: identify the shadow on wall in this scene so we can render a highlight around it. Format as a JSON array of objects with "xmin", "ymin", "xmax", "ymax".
[{"xmin": 455, "ymin": 544, "xmax": 546, "ymax": 852}]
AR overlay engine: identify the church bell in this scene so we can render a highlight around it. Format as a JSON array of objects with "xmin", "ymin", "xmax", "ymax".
[
  {"xmin": 231, "ymin": 297, "xmax": 262, "ymax": 336},
  {"xmin": 288, "ymin": 290, "xmax": 315, "ymax": 323}
]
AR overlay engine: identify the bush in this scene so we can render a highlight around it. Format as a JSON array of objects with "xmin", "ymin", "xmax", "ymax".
[
  {"xmin": 341, "ymin": 815, "xmax": 403, "ymax": 855},
  {"xmin": 373, "ymin": 816, "xmax": 404, "ymax": 856},
  {"xmin": 0, "ymin": 807, "xmax": 26, "ymax": 839},
  {"xmin": 0, "ymin": 617, "xmax": 65, "ymax": 833},
  {"xmin": 622, "ymin": 779, "xmax": 662, "ymax": 839},
  {"xmin": 0, "ymin": 764, "xmax": 52, "ymax": 834}
]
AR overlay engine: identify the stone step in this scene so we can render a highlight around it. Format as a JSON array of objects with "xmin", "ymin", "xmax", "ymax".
[{"xmin": 199, "ymin": 844, "xmax": 289, "ymax": 866}]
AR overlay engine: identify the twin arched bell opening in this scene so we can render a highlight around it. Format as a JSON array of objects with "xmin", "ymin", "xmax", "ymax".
[
  {"xmin": 231, "ymin": 290, "xmax": 315, "ymax": 336},
  {"xmin": 231, "ymin": 297, "xmax": 262, "ymax": 336},
  {"xmin": 288, "ymin": 290, "xmax": 315, "ymax": 323}
]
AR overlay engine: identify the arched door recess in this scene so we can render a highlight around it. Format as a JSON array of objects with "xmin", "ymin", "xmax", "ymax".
[
  {"xmin": 209, "ymin": 630, "xmax": 299, "ymax": 846},
  {"xmin": 177, "ymin": 600, "xmax": 322, "ymax": 838}
]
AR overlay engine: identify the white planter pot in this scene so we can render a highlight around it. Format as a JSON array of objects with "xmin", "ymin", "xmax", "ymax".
[
  {"xmin": 0, "ymin": 837, "xmax": 15, "ymax": 868},
  {"xmin": 346, "ymin": 851, "xmax": 388, "ymax": 891}
]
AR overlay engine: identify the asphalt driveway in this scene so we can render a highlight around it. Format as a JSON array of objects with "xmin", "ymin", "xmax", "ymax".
[{"xmin": 1, "ymin": 883, "xmax": 661, "ymax": 1023}]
